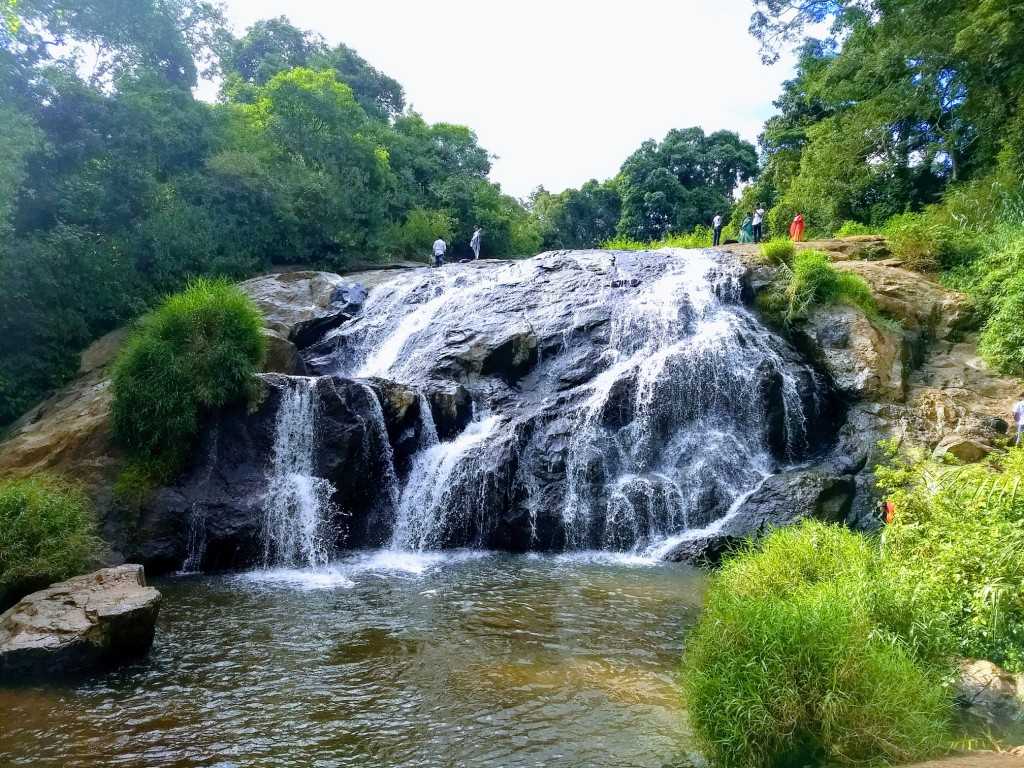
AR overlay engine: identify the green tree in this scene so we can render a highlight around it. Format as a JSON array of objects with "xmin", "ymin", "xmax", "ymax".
[{"xmin": 617, "ymin": 127, "xmax": 757, "ymax": 240}]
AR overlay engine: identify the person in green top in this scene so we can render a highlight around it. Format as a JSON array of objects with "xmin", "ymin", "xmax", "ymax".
[{"xmin": 738, "ymin": 214, "xmax": 754, "ymax": 243}]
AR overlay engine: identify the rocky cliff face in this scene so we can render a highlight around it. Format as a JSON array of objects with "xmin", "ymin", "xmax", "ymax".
[{"xmin": 0, "ymin": 243, "xmax": 1014, "ymax": 572}]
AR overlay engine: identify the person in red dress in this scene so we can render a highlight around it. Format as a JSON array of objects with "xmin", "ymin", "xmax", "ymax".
[{"xmin": 789, "ymin": 213, "xmax": 805, "ymax": 242}]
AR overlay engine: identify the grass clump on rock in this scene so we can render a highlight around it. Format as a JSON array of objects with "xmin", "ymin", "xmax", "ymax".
[
  {"xmin": 0, "ymin": 475, "xmax": 104, "ymax": 608},
  {"xmin": 786, "ymin": 250, "xmax": 877, "ymax": 321},
  {"xmin": 759, "ymin": 237, "xmax": 795, "ymax": 266},
  {"xmin": 111, "ymin": 278, "xmax": 266, "ymax": 483},
  {"xmin": 680, "ymin": 521, "xmax": 952, "ymax": 768}
]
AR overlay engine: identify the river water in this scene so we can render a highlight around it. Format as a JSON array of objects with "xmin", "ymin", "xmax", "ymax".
[{"xmin": 0, "ymin": 552, "xmax": 706, "ymax": 768}]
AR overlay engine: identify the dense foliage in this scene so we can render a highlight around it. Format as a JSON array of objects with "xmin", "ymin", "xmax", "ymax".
[
  {"xmin": 877, "ymin": 445, "xmax": 1024, "ymax": 672},
  {"xmin": 0, "ymin": 5, "xmax": 537, "ymax": 426},
  {"xmin": 0, "ymin": 475, "xmax": 104, "ymax": 609},
  {"xmin": 111, "ymin": 279, "xmax": 265, "ymax": 479},
  {"xmin": 681, "ymin": 522, "xmax": 952, "ymax": 768}
]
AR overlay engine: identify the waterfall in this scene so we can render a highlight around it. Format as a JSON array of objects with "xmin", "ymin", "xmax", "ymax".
[
  {"xmin": 390, "ymin": 414, "xmax": 500, "ymax": 551},
  {"xmin": 179, "ymin": 425, "xmax": 220, "ymax": 574},
  {"xmin": 318, "ymin": 249, "xmax": 832, "ymax": 555},
  {"xmin": 261, "ymin": 378, "xmax": 338, "ymax": 568},
  {"xmin": 360, "ymin": 383, "xmax": 401, "ymax": 513}
]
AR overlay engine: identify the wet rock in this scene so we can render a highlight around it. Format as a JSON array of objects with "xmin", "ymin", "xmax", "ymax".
[
  {"xmin": 0, "ymin": 565, "xmax": 160, "ymax": 679},
  {"xmin": 423, "ymin": 381, "xmax": 473, "ymax": 440},
  {"xmin": 261, "ymin": 328, "xmax": 304, "ymax": 375},
  {"xmin": 134, "ymin": 374, "xmax": 398, "ymax": 570},
  {"xmin": 238, "ymin": 271, "xmax": 347, "ymax": 342},
  {"xmin": 663, "ymin": 468, "xmax": 855, "ymax": 565},
  {"xmin": 956, "ymin": 659, "xmax": 1024, "ymax": 726},
  {"xmin": 480, "ymin": 327, "xmax": 539, "ymax": 382}
]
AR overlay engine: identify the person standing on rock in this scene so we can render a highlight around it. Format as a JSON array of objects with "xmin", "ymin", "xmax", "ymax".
[
  {"xmin": 432, "ymin": 236, "xmax": 447, "ymax": 268},
  {"xmin": 752, "ymin": 204, "xmax": 766, "ymax": 243},
  {"xmin": 738, "ymin": 214, "xmax": 754, "ymax": 244},
  {"xmin": 470, "ymin": 226, "xmax": 483, "ymax": 260},
  {"xmin": 1013, "ymin": 395, "xmax": 1024, "ymax": 445},
  {"xmin": 789, "ymin": 213, "xmax": 805, "ymax": 242},
  {"xmin": 711, "ymin": 213, "xmax": 723, "ymax": 246}
]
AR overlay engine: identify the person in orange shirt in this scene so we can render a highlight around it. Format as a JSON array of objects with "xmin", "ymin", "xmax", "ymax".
[{"xmin": 789, "ymin": 213, "xmax": 806, "ymax": 242}]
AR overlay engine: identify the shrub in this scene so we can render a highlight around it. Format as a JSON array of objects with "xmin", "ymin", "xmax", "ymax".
[
  {"xmin": 834, "ymin": 220, "xmax": 878, "ymax": 237},
  {"xmin": 681, "ymin": 522, "xmax": 952, "ymax": 768},
  {"xmin": 978, "ymin": 272, "xmax": 1024, "ymax": 374},
  {"xmin": 759, "ymin": 237, "xmax": 795, "ymax": 266},
  {"xmin": 883, "ymin": 212, "xmax": 952, "ymax": 272},
  {"xmin": 786, "ymin": 250, "xmax": 877, "ymax": 320},
  {"xmin": 0, "ymin": 475, "xmax": 104, "ymax": 608},
  {"xmin": 111, "ymin": 278, "xmax": 266, "ymax": 480},
  {"xmin": 877, "ymin": 446, "xmax": 1024, "ymax": 671}
]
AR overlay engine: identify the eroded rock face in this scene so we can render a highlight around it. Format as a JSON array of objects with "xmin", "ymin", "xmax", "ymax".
[
  {"xmin": 0, "ymin": 565, "xmax": 160, "ymax": 679},
  {"xmin": 834, "ymin": 260, "xmax": 972, "ymax": 340},
  {"xmin": 796, "ymin": 304, "xmax": 907, "ymax": 401}
]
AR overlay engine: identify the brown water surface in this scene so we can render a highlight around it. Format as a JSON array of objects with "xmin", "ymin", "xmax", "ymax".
[{"xmin": 0, "ymin": 551, "xmax": 707, "ymax": 768}]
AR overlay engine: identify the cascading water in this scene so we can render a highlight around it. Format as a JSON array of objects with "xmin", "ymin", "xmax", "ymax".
[
  {"xmin": 306, "ymin": 248, "xmax": 833, "ymax": 556},
  {"xmin": 390, "ymin": 414, "xmax": 500, "ymax": 550},
  {"xmin": 261, "ymin": 377, "xmax": 338, "ymax": 568}
]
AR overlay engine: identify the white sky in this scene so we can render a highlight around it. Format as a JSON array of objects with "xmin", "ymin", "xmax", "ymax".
[{"xmin": 213, "ymin": 0, "xmax": 798, "ymax": 200}]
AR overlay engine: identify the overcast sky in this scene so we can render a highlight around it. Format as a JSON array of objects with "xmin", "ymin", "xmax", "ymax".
[{"xmin": 214, "ymin": 0, "xmax": 797, "ymax": 200}]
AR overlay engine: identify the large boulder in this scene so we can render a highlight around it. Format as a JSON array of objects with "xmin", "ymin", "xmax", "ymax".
[
  {"xmin": 0, "ymin": 565, "xmax": 160, "ymax": 679},
  {"xmin": 238, "ymin": 271, "xmax": 349, "ymax": 348},
  {"xmin": 956, "ymin": 659, "xmax": 1024, "ymax": 727},
  {"xmin": 663, "ymin": 468, "xmax": 856, "ymax": 565}
]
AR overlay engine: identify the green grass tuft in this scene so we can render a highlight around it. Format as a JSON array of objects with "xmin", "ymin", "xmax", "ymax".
[
  {"xmin": 759, "ymin": 237, "xmax": 795, "ymax": 266},
  {"xmin": 0, "ymin": 475, "xmax": 104, "ymax": 608},
  {"xmin": 785, "ymin": 250, "xmax": 878, "ymax": 321},
  {"xmin": 681, "ymin": 522, "xmax": 953, "ymax": 768},
  {"xmin": 111, "ymin": 278, "xmax": 266, "ymax": 479}
]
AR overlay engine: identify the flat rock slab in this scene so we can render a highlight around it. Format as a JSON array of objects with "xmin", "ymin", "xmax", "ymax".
[
  {"xmin": 902, "ymin": 754, "xmax": 1023, "ymax": 767},
  {"xmin": 0, "ymin": 565, "xmax": 160, "ymax": 679}
]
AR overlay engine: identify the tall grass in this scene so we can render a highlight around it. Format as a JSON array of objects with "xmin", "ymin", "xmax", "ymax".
[
  {"xmin": 877, "ymin": 444, "xmax": 1024, "ymax": 671},
  {"xmin": 681, "ymin": 522, "xmax": 952, "ymax": 768},
  {"xmin": 111, "ymin": 278, "xmax": 266, "ymax": 482},
  {"xmin": 0, "ymin": 475, "xmax": 104, "ymax": 609}
]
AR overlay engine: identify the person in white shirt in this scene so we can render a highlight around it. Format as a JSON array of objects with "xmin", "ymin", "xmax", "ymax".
[
  {"xmin": 1012, "ymin": 395, "xmax": 1024, "ymax": 445},
  {"xmin": 432, "ymin": 237, "xmax": 447, "ymax": 267},
  {"xmin": 752, "ymin": 204, "xmax": 766, "ymax": 243},
  {"xmin": 470, "ymin": 226, "xmax": 482, "ymax": 260},
  {"xmin": 711, "ymin": 213, "xmax": 723, "ymax": 246}
]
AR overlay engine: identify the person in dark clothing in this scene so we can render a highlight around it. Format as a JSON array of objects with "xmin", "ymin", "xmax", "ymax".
[{"xmin": 711, "ymin": 212, "xmax": 723, "ymax": 246}]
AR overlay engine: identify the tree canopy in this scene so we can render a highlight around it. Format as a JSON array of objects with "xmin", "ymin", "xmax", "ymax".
[{"xmin": 0, "ymin": 8, "xmax": 537, "ymax": 425}]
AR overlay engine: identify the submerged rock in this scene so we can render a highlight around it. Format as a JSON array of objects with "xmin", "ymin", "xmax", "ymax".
[{"xmin": 0, "ymin": 565, "xmax": 160, "ymax": 679}]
